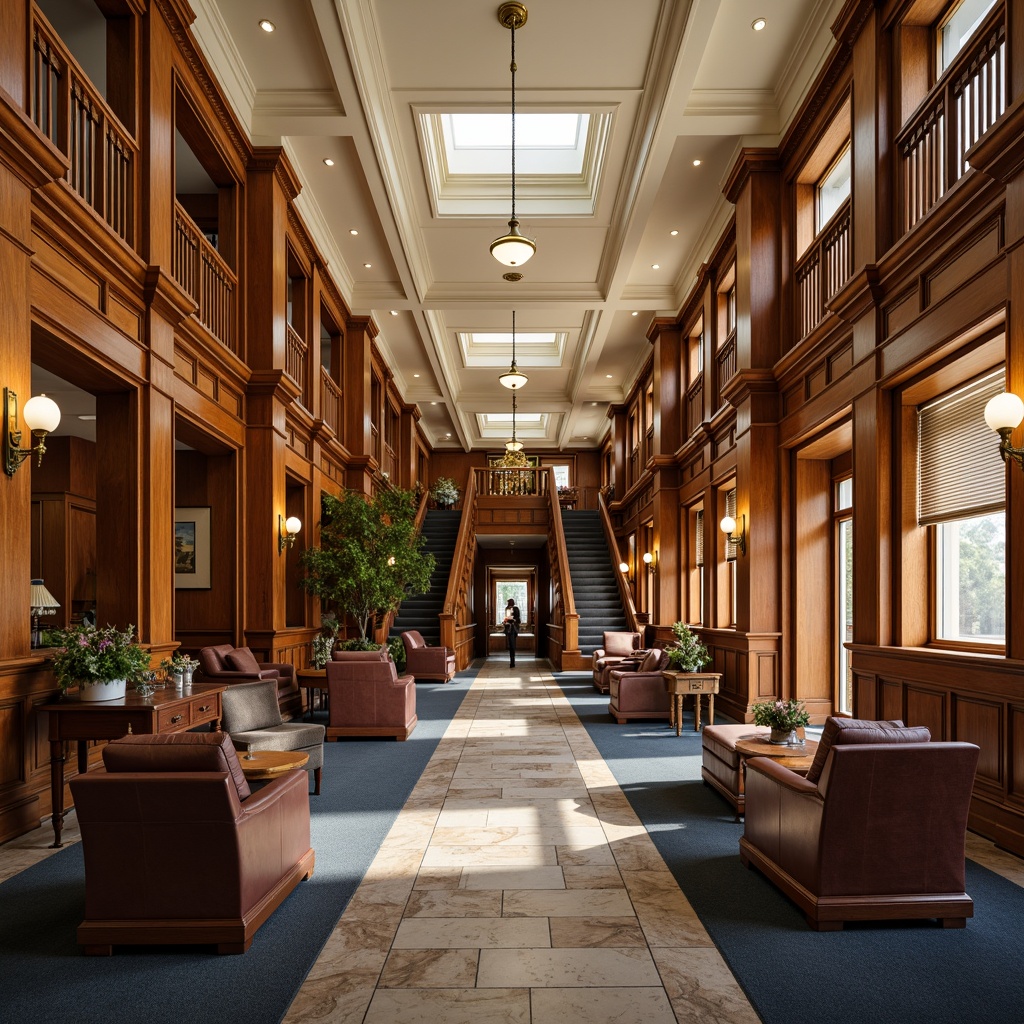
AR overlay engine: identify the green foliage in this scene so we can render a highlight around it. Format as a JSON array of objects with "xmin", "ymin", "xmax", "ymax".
[
  {"xmin": 387, "ymin": 635, "xmax": 406, "ymax": 672},
  {"xmin": 299, "ymin": 488, "xmax": 435, "ymax": 640},
  {"xmin": 664, "ymin": 621, "xmax": 710, "ymax": 671},
  {"xmin": 955, "ymin": 514, "xmax": 1005, "ymax": 637},
  {"xmin": 752, "ymin": 699, "xmax": 810, "ymax": 731},
  {"xmin": 430, "ymin": 477, "xmax": 459, "ymax": 506},
  {"xmin": 49, "ymin": 624, "xmax": 151, "ymax": 691}
]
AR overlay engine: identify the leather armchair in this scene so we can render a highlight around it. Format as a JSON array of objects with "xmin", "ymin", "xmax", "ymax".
[
  {"xmin": 325, "ymin": 648, "xmax": 417, "ymax": 740},
  {"xmin": 592, "ymin": 631, "xmax": 643, "ymax": 693},
  {"xmin": 401, "ymin": 630, "xmax": 456, "ymax": 682},
  {"xmin": 69, "ymin": 732, "xmax": 314, "ymax": 955},
  {"xmin": 607, "ymin": 648, "xmax": 671, "ymax": 723},
  {"xmin": 740, "ymin": 717, "xmax": 979, "ymax": 931},
  {"xmin": 197, "ymin": 644, "xmax": 295, "ymax": 699}
]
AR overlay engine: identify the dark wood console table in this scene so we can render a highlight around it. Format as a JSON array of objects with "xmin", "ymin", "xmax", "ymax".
[{"xmin": 40, "ymin": 683, "xmax": 226, "ymax": 847}]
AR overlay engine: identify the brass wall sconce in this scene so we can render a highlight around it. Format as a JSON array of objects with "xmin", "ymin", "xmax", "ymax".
[
  {"xmin": 720, "ymin": 513, "xmax": 746, "ymax": 555},
  {"xmin": 643, "ymin": 551, "xmax": 658, "ymax": 574},
  {"xmin": 984, "ymin": 391, "xmax": 1024, "ymax": 471},
  {"xmin": 278, "ymin": 514, "xmax": 301, "ymax": 554},
  {"xmin": 4, "ymin": 389, "xmax": 61, "ymax": 476},
  {"xmin": 618, "ymin": 561, "xmax": 631, "ymax": 582}
]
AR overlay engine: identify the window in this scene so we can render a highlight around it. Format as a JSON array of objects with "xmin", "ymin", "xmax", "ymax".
[
  {"xmin": 939, "ymin": 0, "xmax": 997, "ymax": 73},
  {"xmin": 834, "ymin": 478, "xmax": 853, "ymax": 713},
  {"xmin": 496, "ymin": 579, "xmax": 529, "ymax": 626},
  {"xmin": 691, "ymin": 507, "xmax": 705, "ymax": 626},
  {"xmin": 722, "ymin": 487, "xmax": 738, "ymax": 627},
  {"xmin": 817, "ymin": 145, "xmax": 851, "ymax": 232},
  {"xmin": 551, "ymin": 464, "xmax": 570, "ymax": 489},
  {"xmin": 918, "ymin": 369, "xmax": 1006, "ymax": 645},
  {"xmin": 724, "ymin": 285, "xmax": 737, "ymax": 339}
]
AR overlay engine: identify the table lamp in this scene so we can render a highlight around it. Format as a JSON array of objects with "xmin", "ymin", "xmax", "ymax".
[{"xmin": 30, "ymin": 578, "xmax": 60, "ymax": 648}]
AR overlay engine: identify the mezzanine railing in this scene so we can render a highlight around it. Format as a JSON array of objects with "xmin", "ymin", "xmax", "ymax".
[
  {"xmin": 285, "ymin": 324, "xmax": 310, "ymax": 409},
  {"xmin": 794, "ymin": 196, "xmax": 852, "ymax": 339},
  {"xmin": 320, "ymin": 368, "xmax": 342, "ymax": 434}
]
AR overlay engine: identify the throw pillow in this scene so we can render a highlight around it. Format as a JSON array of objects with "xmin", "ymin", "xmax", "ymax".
[
  {"xmin": 640, "ymin": 648, "xmax": 663, "ymax": 673},
  {"xmin": 805, "ymin": 717, "xmax": 931, "ymax": 784},
  {"xmin": 604, "ymin": 632, "xmax": 641, "ymax": 657},
  {"xmin": 225, "ymin": 646, "xmax": 261, "ymax": 674}
]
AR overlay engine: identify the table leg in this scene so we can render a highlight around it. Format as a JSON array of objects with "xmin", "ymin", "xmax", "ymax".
[
  {"xmin": 708, "ymin": 693, "xmax": 715, "ymax": 728},
  {"xmin": 694, "ymin": 694, "xmax": 702, "ymax": 732},
  {"xmin": 77, "ymin": 740, "xmax": 89, "ymax": 774},
  {"xmin": 49, "ymin": 739, "xmax": 65, "ymax": 848},
  {"xmin": 669, "ymin": 694, "xmax": 676, "ymax": 732},
  {"xmin": 676, "ymin": 695, "xmax": 683, "ymax": 736}
]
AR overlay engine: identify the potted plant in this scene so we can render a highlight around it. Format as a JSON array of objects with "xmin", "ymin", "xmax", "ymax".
[
  {"xmin": 752, "ymin": 698, "xmax": 811, "ymax": 745},
  {"xmin": 430, "ymin": 477, "xmax": 459, "ymax": 509},
  {"xmin": 311, "ymin": 613, "xmax": 340, "ymax": 670},
  {"xmin": 50, "ymin": 624, "xmax": 151, "ymax": 702},
  {"xmin": 664, "ymin": 621, "xmax": 711, "ymax": 672},
  {"xmin": 160, "ymin": 652, "xmax": 195, "ymax": 688}
]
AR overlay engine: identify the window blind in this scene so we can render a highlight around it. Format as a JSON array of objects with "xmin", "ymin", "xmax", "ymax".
[
  {"xmin": 725, "ymin": 488, "xmax": 737, "ymax": 562},
  {"xmin": 917, "ymin": 369, "xmax": 1006, "ymax": 525},
  {"xmin": 695, "ymin": 510, "xmax": 704, "ymax": 567}
]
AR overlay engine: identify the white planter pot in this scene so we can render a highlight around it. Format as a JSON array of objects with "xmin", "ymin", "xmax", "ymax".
[{"xmin": 79, "ymin": 678, "xmax": 127, "ymax": 702}]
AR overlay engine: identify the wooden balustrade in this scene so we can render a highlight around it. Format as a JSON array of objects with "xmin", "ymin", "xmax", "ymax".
[
  {"xmin": 441, "ymin": 472, "xmax": 478, "ymax": 667},
  {"xmin": 30, "ymin": 7, "xmax": 136, "ymax": 244},
  {"xmin": 897, "ymin": 8, "xmax": 1005, "ymax": 234},
  {"xmin": 285, "ymin": 324, "xmax": 309, "ymax": 409},
  {"xmin": 686, "ymin": 375, "xmax": 704, "ymax": 437},
  {"xmin": 794, "ymin": 197, "xmax": 851, "ymax": 339},
  {"xmin": 715, "ymin": 336, "xmax": 737, "ymax": 408},
  {"xmin": 173, "ymin": 202, "xmax": 237, "ymax": 352},
  {"xmin": 474, "ymin": 466, "xmax": 550, "ymax": 498},
  {"xmin": 320, "ymin": 369, "xmax": 342, "ymax": 434}
]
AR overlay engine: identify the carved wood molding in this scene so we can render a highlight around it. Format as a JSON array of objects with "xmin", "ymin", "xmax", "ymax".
[
  {"xmin": 251, "ymin": 146, "xmax": 302, "ymax": 204},
  {"xmin": 828, "ymin": 264, "xmax": 882, "ymax": 324},
  {"xmin": 720, "ymin": 368, "xmax": 779, "ymax": 408},
  {"xmin": 967, "ymin": 94, "xmax": 1024, "ymax": 185},
  {"xmin": 247, "ymin": 369, "xmax": 302, "ymax": 404},
  {"xmin": 145, "ymin": 265, "xmax": 197, "ymax": 326},
  {"xmin": 723, "ymin": 149, "xmax": 782, "ymax": 205},
  {"xmin": 0, "ymin": 86, "xmax": 68, "ymax": 190}
]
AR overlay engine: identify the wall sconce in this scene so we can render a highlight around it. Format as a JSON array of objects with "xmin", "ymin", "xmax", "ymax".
[
  {"xmin": 618, "ymin": 561, "xmax": 631, "ymax": 582},
  {"xmin": 278, "ymin": 515, "xmax": 301, "ymax": 554},
  {"xmin": 643, "ymin": 551, "xmax": 658, "ymax": 574},
  {"xmin": 720, "ymin": 513, "xmax": 746, "ymax": 555},
  {"xmin": 984, "ymin": 391, "xmax": 1024, "ymax": 471},
  {"xmin": 4, "ymin": 389, "xmax": 61, "ymax": 476}
]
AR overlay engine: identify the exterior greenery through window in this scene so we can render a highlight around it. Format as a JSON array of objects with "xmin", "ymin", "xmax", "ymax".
[
  {"xmin": 936, "ymin": 513, "xmax": 1005, "ymax": 642},
  {"xmin": 496, "ymin": 581, "xmax": 527, "ymax": 625}
]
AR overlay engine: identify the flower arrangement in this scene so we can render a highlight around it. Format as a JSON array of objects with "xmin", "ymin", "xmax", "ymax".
[
  {"xmin": 49, "ymin": 624, "xmax": 150, "ymax": 692},
  {"xmin": 430, "ymin": 477, "xmax": 459, "ymax": 507},
  {"xmin": 752, "ymin": 698, "xmax": 810, "ymax": 732},
  {"xmin": 664, "ymin": 621, "xmax": 711, "ymax": 672},
  {"xmin": 160, "ymin": 653, "xmax": 194, "ymax": 675}
]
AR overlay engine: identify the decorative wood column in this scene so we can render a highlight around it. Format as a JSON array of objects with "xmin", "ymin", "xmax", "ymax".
[{"xmin": 343, "ymin": 315, "xmax": 379, "ymax": 494}]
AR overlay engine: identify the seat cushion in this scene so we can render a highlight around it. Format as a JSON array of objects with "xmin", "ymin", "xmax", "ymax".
[
  {"xmin": 228, "ymin": 722, "xmax": 325, "ymax": 771},
  {"xmin": 806, "ymin": 717, "xmax": 931, "ymax": 784},
  {"xmin": 103, "ymin": 732, "xmax": 251, "ymax": 801},
  {"xmin": 701, "ymin": 724, "xmax": 771, "ymax": 768},
  {"xmin": 225, "ymin": 646, "xmax": 262, "ymax": 673}
]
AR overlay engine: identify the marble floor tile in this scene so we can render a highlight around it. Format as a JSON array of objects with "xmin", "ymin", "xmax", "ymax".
[
  {"xmin": 502, "ymin": 888, "xmax": 634, "ymax": 918},
  {"xmin": 653, "ymin": 947, "xmax": 763, "ymax": 1024},
  {"xmin": 477, "ymin": 946, "xmax": 661, "ymax": 987},
  {"xmin": 555, "ymin": 843, "xmax": 617, "ymax": 866},
  {"xmin": 392, "ymin": 915, "xmax": 550, "ymax": 949},
  {"xmin": 363, "ymin": 988, "xmax": 531, "ymax": 1024},
  {"xmin": 404, "ymin": 889, "xmax": 503, "ymax": 917},
  {"xmin": 379, "ymin": 948, "xmax": 480, "ymax": 988},
  {"xmin": 413, "ymin": 866, "xmax": 463, "ymax": 889},
  {"xmin": 421, "ymin": 844, "xmax": 557, "ymax": 867},
  {"xmin": 431, "ymin": 825, "xmax": 607, "ymax": 848},
  {"xmin": 460, "ymin": 865, "xmax": 566, "ymax": 890},
  {"xmin": 548, "ymin": 916, "xmax": 647, "ymax": 948},
  {"xmin": 530, "ymin": 986, "xmax": 677, "ymax": 1024},
  {"xmin": 561, "ymin": 865, "xmax": 626, "ymax": 889}
]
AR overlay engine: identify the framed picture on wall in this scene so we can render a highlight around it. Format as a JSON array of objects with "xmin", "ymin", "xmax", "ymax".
[{"xmin": 174, "ymin": 507, "xmax": 211, "ymax": 589}]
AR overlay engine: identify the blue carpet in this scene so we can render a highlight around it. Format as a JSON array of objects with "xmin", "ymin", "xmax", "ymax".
[
  {"xmin": 0, "ymin": 666, "xmax": 479, "ymax": 1024},
  {"xmin": 556, "ymin": 673, "xmax": 1024, "ymax": 1024}
]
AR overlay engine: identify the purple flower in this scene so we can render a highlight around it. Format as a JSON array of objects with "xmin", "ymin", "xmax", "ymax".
[{"xmin": 78, "ymin": 636, "xmax": 89, "ymax": 646}]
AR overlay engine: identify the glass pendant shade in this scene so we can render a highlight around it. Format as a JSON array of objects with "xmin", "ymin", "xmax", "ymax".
[
  {"xmin": 490, "ymin": 221, "xmax": 536, "ymax": 267},
  {"xmin": 498, "ymin": 363, "xmax": 529, "ymax": 390}
]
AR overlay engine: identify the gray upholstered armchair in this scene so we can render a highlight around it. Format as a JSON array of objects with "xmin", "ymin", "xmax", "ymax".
[{"xmin": 221, "ymin": 679, "xmax": 325, "ymax": 795}]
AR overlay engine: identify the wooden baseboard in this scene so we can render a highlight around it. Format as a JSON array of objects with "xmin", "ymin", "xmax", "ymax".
[{"xmin": 327, "ymin": 715, "xmax": 417, "ymax": 741}]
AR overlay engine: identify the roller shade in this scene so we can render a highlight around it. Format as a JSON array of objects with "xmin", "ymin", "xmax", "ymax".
[
  {"xmin": 695, "ymin": 510, "xmax": 704, "ymax": 567},
  {"xmin": 918, "ymin": 370, "xmax": 1005, "ymax": 525}
]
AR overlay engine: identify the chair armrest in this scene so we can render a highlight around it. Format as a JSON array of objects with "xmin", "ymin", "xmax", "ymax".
[
  {"xmin": 260, "ymin": 662, "xmax": 295, "ymax": 681},
  {"xmin": 745, "ymin": 756, "xmax": 819, "ymax": 795},
  {"xmin": 201, "ymin": 669, "xmax": 275, "ymax": 681}
]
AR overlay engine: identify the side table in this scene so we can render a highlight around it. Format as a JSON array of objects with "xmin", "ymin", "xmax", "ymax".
[
  {"xmin": 662, "ymin": 671, "xmax": 721, "ymax": 735},
  {"xmin": 733, "ymin": 736, "xmax": 818, "ymax": 821},
  {"xmin": 238, "ymin": 749, "xmax": 309, "ymax": 782},
  {"xmin": 296, "ymin": 668, "xmax": 329, "ymax": 720}
]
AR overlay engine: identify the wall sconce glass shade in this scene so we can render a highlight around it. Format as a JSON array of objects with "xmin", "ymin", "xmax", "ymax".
[
  {"xmin": 720, "ymin": 513, "xmax": 747, "ymax": 554},
  {"xmin": 4, "ymin": 389, "xmax": 61, "ymax": 476},
  {"xmin": 278, "ymin": 514, "xmax": 302, "ymax": 553},
  {"xmin": 490, "ymin": 223, "xmax": 536, "ymax": 267},
  {"xmin": 618, "ymin": 562, "xmax": 629, "ymax": 574},
  {"xmin": 642, "ymin": 551, "xmax": 657, "ymax": 573},
  {"xmin": 984, "ymin": 392, "xmax": 1024, "ymax": 471}
]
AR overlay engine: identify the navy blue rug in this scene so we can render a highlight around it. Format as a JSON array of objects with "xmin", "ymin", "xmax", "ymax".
[
  {"xmin": 556, "ymin": 673, "xmax": 1024, "ymax": 1024},
  {"xmin": 0, "ymin": 666, "xmax": 479, "ymax": 1024}
]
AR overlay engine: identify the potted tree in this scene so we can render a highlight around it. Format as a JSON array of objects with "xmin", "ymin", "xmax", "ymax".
[
  {"xmin": 50, "ymin": 624, "xmax": 151, "ymax": 701},
  {"xmin": 664, "ymin": 621, "xmax": 711, "ymax": 672},
  {"xmin": 299, "ymin": 487, "xmax": 435, "ymax": 642}
]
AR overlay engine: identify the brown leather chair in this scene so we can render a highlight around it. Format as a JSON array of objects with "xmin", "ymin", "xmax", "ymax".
[
  {"xmin": 592, "ymin": 631, "xmax": 643, "ymax": 693},
  {"xmin": 196, "ymin": 643, "xmax": 295, "ymax": 699},
  {"xmin": 740, "ymin": 717, "xmax": 979, "ymax": 931},
  {"xmin": 401, "ymin": 630, "xmax": 456, "ymax": 682},
  {"xmin": 325, "ymin": 648, "xmax": 417, "ymax": 740},
  {"xmin": 69, "ymin": 732, "xmax": 314, "ymax": 954},
  {"xmin": 607, "ymin": 648, "xmax": 671, "ymax": 723}
]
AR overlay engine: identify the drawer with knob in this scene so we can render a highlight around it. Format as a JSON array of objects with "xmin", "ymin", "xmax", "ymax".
[{"xmin": 157, "ymin": 704, "xmax": 192, "ymax": 732}]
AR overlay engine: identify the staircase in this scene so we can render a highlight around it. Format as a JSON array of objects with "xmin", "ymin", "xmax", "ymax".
[
  {"xmin": 390, "ymin": 509, "xmax": 461, "ymax": 646},
  {"xmin": 561, "ymin": 509, "xmax": 630, "ymax": 655}
]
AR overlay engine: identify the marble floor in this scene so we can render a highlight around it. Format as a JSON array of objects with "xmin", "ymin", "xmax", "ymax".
[{"xmin": 2, "ymin": 657, "xmax": 1022, "ymax": 1023}]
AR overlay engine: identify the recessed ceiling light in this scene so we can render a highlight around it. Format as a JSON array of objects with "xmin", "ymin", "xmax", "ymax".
[
  {"xmin": 431, "ymin": 402, "xmax": 437, "ymax": 406},
  {"xmin": 413, "ymin": 373, "xmax": 420, "ymax": 378},
  {"xmin": 692, "ymin": 159, "xmax": 701, "ymax": 167},
  {"xmin": 592, "ymin": 402, "xmax": 598, "ymax": 407},
  {"xmin": 349, "ymin": 229, "xmax": 358, "ymax": 235},
  {"xmin": 605, "ymin": 374, "xmax": 613, "ymax": 379},
  {"xmin": 323, "ymin": 158, "xmax": 335, "ymax": 167},
  {"xmin": 389, "ymin": 310, "xmax": 398, "ymax": 316},
  {"xmin": 670, "ymin": 230, "xmax": 679, "ymax": 237},
  {"xmin": 631, "ymin": 311, "xmax": 639, "ymax": 316},
  {"xmin": 752, "ymin": 17, "xmax": 767, "ymax": 31},
  {"xmin": 445, "ymin": 433, "xmax": 451, "ymax": 438},
  {"xmin": 258, "ymin": 19, "xmax": 275, "ymax": 32},
  {"xmin": 651, "ymin": 264, "xmax": 660, "ymax": 270},
  {"xmin": 78, "ymin": 414, "xmax": 97, "ymax": 421},
  {"xmin": 363, "ymin": 263, "xmax": 372, "ymax": 269}
]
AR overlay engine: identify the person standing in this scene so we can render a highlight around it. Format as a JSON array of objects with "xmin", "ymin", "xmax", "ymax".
[{"xmin": 503, "ymin": 598, "xmax": 521, "ymax": 668}]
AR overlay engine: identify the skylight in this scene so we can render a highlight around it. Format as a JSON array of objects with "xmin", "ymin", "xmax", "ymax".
[
  {"xmin": 445, "ymin": 114, "xmax": 587, "ymax": 175},
  {"xmin": 458, "ymin": 330, "xmax": 567, "ymax": 368}
]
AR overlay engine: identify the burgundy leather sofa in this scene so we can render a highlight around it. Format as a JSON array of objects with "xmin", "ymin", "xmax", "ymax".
[
  {"xmin": 401, "ymin": 630, "xmax": 456, "ymax": 682},
  {"xmin": 591, "ymin": 630, "xmax": 644, "ymax": 693},
  {"xmin": 325, "ymin": 648, "xmax": 417, "ymax": 740},
  {"xmin": 197, "ymin": 643, "xmax": 295, "ymax": 699},
  {"xmin": 607, "ymin": 648, "xmax": 671, "ymax": 723},
  {"xmin": 70, "ymin": 732, "xmax": 314, "ymax": 954},
  {"xmin": 740, "ymin": 717, "xmax": 979, "ymax": 930}
]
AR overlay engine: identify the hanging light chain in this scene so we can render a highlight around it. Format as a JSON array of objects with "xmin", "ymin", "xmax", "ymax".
[{"xmin": 510, "ymin": 15, "xmax": 517, "ymax": 222}]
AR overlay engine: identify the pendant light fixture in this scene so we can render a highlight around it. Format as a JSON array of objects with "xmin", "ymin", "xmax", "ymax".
[
  {"xmin": 498, "ymin": 309, "xmax": 529, "ymax": 390},
  {"xmin": 490, "ymin": 2, "xmax": 536, "ymax": 268},
  {"xmin": 505, "ymin": 390, "xmax": 525, "ymax": 454}
]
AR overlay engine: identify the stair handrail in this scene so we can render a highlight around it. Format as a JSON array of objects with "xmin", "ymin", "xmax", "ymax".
[
  {"xmin": 547, "ymin": 467, "xmax": 579, "ymax": 661},
  {"xmin": 378, "ymin": 486, "xmax": 432, "ymax": 643},
  {"xmin": 598, "ymin": 490, "xmax": 641, "ymax": 634},
  {"xmin": 440, "ymin": 469, "xmax": 478, "ymax": 665}
]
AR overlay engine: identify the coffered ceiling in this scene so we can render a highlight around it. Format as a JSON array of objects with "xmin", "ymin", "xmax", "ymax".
[{"xmin": 189, "ymin": 0, "xmax": 843, "ymax": 451}]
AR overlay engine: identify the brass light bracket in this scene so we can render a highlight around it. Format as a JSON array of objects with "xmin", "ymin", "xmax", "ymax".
[
  {"xmin": 3, "ymin": 388, "xmax": 34, "ymax": 477},
  {"xmin": 996, "ymin": 427, "xmax": 1024, "ymax": 472}
]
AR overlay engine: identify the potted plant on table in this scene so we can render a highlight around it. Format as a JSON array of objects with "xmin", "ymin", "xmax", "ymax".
[
  {"xmin": 664, "ymin": 621, "xmax": 711, "ymax": 672},
  {"xmin": 50, "ymin": 624, "xmax": 151, "ymax": 702},
  {"xmin": 752, "ymin": 698, "xmax": 811, "ymax": 746}
]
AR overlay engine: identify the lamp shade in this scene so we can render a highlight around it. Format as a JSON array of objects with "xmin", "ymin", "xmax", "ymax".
[
  {"xmin": 984, "ymin": 392, "xmax": 1024, "ymax": 432},
  {"xmin": 490, "ymin": 223, "xmax": 536, "ymax": 267},
  {"xmin": 498, "ymin": 366, "xmax": 529, "ymax": 390},
  {"xmin": 30, "ymin": 578, "xmax": 60, "ymax": 611},
  {"xmin": 284, "ymin": 516, "xmax": 302, "ymax": 537},
  {"xmin": 720, "ymin": 515, "xmax": 737, "ymax": 535},
  {"xmin": 618, "ymin": 562, "xmax": 629, "ymax": 574},
  {"xmin": 23, "ymin": 394, "xmax": 61, "ymax": 434}
]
